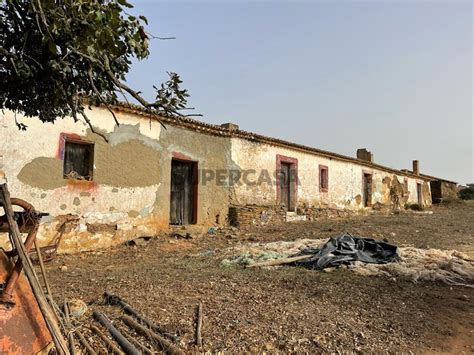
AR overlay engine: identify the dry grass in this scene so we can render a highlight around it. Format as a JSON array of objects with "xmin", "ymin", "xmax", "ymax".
[{"xmin": 46, "ymin": 202, "xmax": 474, "ymax": 353}]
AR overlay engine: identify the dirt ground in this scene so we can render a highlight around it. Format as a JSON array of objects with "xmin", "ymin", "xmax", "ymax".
[{"xmin": 47, "ymin": 202, "xmax": 474, "ymax": 354}]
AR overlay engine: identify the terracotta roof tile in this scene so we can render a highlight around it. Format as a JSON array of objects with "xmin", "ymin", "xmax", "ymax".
[{"xmin": 111, "ymin": 103, "xmax": 432, "ymax": 181}]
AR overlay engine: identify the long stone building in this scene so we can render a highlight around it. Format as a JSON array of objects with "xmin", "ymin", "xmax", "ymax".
[{"xmin": 1, "ymin": 105, "xmax": 435, "ymax": 252}]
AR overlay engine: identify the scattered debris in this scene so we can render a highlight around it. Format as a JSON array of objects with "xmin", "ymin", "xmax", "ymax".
[
  {"xmin": 224, "ymin": 236, "xmax": 474, "ymax": 286},
  {"xmin": 121, "ymin": 315, "xmax": 183, "ymax": 355},
  {"xmin": 170, "ymin": 232, "xmax": 193, "ymax": 240},
  {"xmin": 93, "ymin": 310, "xmax": 140, "ymax": 354},
  {"xmin": 89, "ymin": 325, "xmax": 124, "ymax": 355},
  {"xmin": 44, "ymin": 203, "xmax": 474, "ymax": 353},
  {"xmin": 63, "ymin": 301, "xmax": 77, "ymax": 355},
  {"xmin": 246, "ymin": 255, "xmax": 313, "ymax": 268},
  {"xmin": 351, "ymin": 247, "xmax": 474, "ymax": 286},
  {"xmin": 104, "ymin": 292, "xmax": 179, "ymax": 342},
  {"xmin": 125, "ymin": 236, "xmax": 152, "ymax": 246},
  {"xmin": 294, "ymin": 234, "xmax": 399, "ymax": 270},
  {"xmin": 67, "ymin": 298, "xmax": 88, "ymax": 318},
  {"xmin": 221, "ymin": 238, "xmax": 326, "ymax": 267},
  {"xmin": 76, "ymin": 330, "xmax": 97, "ymax": 355}
]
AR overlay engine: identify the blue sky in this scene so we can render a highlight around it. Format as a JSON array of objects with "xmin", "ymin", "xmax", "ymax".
[{"xmin": 127, "ymin": 0, "xmax": 473, "ymax": 184}]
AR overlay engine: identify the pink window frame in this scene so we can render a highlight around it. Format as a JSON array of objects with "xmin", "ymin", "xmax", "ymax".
[{"xmin": 319, "ymin": 164, "xmax": 329, "ymax": 192}]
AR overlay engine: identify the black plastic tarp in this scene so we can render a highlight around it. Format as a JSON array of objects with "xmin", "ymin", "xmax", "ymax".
[{"xmin": 294, "ymin": 233, "xmax": 399, "ymax": 270}]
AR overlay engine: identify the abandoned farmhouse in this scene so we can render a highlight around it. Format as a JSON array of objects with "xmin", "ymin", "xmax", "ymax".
[{"xmin": 0, "ymin": 105, "xmax": 455, "ymax": 252}]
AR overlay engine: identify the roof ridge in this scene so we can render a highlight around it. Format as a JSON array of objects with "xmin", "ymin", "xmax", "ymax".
[{"xmin": 109, "ymin": 103, "xmax": 432, "ymax": 181}]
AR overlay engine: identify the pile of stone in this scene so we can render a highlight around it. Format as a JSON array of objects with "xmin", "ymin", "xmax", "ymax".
[{"xmin": 228, "ymin": 205, "xmax": 286, "ymax": 227}]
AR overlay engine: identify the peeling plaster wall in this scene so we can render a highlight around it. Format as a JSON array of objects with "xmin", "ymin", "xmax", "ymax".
[
  {"xmin": 1, "ymin": 106, "xmax": 433, "ymax": 252},
  {"xmin": 230, "ymin": 138, "xmax": 431, "ymax": 210},
  {"xmin": 1, "ymin": 108, "xmax": 231, "ymax": 252},
  {"xmin": 441, "ymin": 182, "xmax": 459, "ymax": 200}
]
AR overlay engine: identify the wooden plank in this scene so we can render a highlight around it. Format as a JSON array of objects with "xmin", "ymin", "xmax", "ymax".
[
  {"xmin": 245, "ymin": 254, "xmax": 313, "ymax": 268},
  {"xmin": 89, "ymin": 325, "xmax": 124, "ymax": 355},
  {"xmin": 93, "ymin": 311, "xmax": 140, "ymax": 355},
  {"xmin": 64, "ymin": 302, "xmax": 77, "ymax": 355},
  {"xmin": 170, "ymin": 161, "xmax": 195, "ymax": 225},
  {"xmin": 104, "ymin": 292, "xmax": 179, "ymax": 343},
  {"xmin": 76, "ymin": 330, "xmax": 97, "ymax": 355},
  {"xmin": 121, "ymin": 315, "xmax": 183, "ymax": 355},
  {"xmin": 34, "ymin": 240, "xmax": 52, "ymax": 296},
  {"xmin": 195, "ymin": 303, "xmax": 203, "ymax": 347}
]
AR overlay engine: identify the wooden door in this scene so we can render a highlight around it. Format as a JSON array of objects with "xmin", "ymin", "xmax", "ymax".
[
  {"xmin": 363, "ymin": 173, "xmax": 372, "ymax": 207},
  {"xmin": 280, "ymin": 163, "xmax": 291, "ymax": 211},
  {"xmin": 417, "ymin": 183, "xmax": 423, "ymax": 205},
  {"xmin": 170, "ymin": 160, "xmax": 195, "ymax": 225}
]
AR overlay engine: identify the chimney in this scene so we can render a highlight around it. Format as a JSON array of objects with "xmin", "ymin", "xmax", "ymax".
[
  {"xmin": 221, "ymin": 123, "xmax": 239, "ymax": 131},
  {"xmin": 412, "ymin": 160, "xmax": 419, "ymax": 175},
  {"xmin": 356, "ymin": 148, "xmax": 373, "ymax": 163}
]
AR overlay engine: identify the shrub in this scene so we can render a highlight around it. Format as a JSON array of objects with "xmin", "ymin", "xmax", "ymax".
[
  {"xmin": 406, "ymin": 203, "xmax": 424, "ymax": 211},
  {"xmin": 440, "ymin": 197, "xmax": 465, "ymax": 206},
  {"xmin": 459, "ymin": 187, "xmax": 474, "ymax": 200}
]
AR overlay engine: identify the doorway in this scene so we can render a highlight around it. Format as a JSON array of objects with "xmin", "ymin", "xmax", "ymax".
[
  {"xmin": 416, "ymin": 183, "xmax": 423, "ymax": 206},
  {"xmin": 280, "ymin": 163, "xmax": 291, "ymax": 210},
  {"xmin": 279, "ymin": 162, "xmax": 297, "ymax": 211},
  {"xmin": 170, "ymin": 159, "xmax": 197, "ymax": 225},
  {"xmin": 362, "ymin": 173, "xmax": 373, "ymax": 207}
]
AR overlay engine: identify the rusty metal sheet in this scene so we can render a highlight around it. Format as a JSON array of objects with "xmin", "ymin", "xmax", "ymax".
[{"xmin": 0, "ymin": 251, "xmax": 52, "ymax": 354}]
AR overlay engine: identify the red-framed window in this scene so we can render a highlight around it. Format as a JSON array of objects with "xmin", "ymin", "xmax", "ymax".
[
  {"xmin": 319, "ymin": 164, "xmax": 328, "ymax": 192},
  {"xmin": 58, "ymin": 133, "xmax": 95, "ymax": 181},
  {"xmin": 63, "ymin": 139, "xmax": 95, "ymax": 181}
]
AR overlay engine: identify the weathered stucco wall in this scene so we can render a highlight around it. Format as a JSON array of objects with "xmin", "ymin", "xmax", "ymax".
[
  {"xmin": 441, "ymin": 182, "xmax": 459, "ymax": 200},
  {"xmin": 1, "ymin": 106, "xmax": 433, "ymax": 252},
  {"xmin": 229, "ymin": 138, "xmax": 431, "ymax": 210},
  {"xmin": 1, "ymin": 107, "xmax": 231, "ymax": 252}
]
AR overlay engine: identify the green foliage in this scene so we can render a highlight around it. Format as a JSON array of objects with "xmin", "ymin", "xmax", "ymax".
[
  {"xmin": 0, "ymin": 0, "xmax": 189, "ymax": 128},
  {"xmin": 459, "ymin": 187, "xmax": 474, "ymax": 200}
]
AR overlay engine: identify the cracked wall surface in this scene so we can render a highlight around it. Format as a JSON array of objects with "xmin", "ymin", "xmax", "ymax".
[
  {"xmin": 1, "ymin": 107, "xmax": 231, "ymax": 252},
  {"xmin": 229, "ymin": 138, "xmax": 431, "ymax": 211},
  {"xmin": 1, "ymin": 106, "xmax": 432, "ymax": 252}
]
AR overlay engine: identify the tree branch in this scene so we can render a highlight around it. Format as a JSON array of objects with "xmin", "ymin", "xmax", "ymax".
[
  {"xmin": 102, "ymin": 56, "xmax": 169, "ymax": 128},
  {"xmin": 0, "ymin": 46, "xmax": 16, "ymax": 57},
  {"xmin": 80, "ymin": 111, "xmax": 109, "ymax": 143},
  {"xmin": 104, "ymin": 57, "xmax": 150, "ymax": 108},
  {"xmin": 146, "ymin": 33, "xmax": 176, "ymax": 40},
  {"xmin": 87, "ymin": 66, "xmax": 120, "ymax": 126}
]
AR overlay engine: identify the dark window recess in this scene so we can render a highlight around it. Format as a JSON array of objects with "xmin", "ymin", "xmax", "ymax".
[
  {"xmin": 319, "ymin": 166, "xmax": 328, "ymax": 192},
  {"xmin": 63, "ymin": 141, "xmax": 94, "ymax": 180}
]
